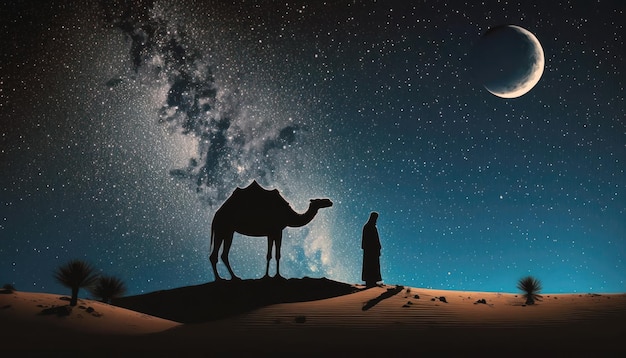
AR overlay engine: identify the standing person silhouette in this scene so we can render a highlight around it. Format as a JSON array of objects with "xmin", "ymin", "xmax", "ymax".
[{"xmin": 362, "ymin": 212, "xmax": 382, "ymax": 288}]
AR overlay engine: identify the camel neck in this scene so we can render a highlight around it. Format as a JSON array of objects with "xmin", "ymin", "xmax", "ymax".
[{"xmin": 287, "ymin": 204, "xmax": 319, "ymax": 227}]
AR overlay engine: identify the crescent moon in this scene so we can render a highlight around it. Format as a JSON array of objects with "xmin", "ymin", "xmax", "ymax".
[{"xmin": 485, "ymin": 25, "xmax": 545, "ymax": 99}]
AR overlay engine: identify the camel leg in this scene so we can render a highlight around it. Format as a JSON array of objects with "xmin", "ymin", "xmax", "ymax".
[
  {"xmin": 221, "ymin": 232, "xmax": 240, "ymax": 280},
  {"xmin": 209, "ymin": 232, "xmax": 223, "ymax": 281},
  {"xmin": 264, "ymin": 236, "xmax": 273, "ymax": 279},
  {"xmin": 274, "ymin": 231, "xmax": 284, "ymax": 279}
]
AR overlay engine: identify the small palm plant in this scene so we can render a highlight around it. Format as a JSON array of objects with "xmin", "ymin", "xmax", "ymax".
[
  {"xmin": 517, "ymin": 276, "xmax": 543, "ymax": 305},
  {"xmin": 90, "ymin": 275, "xmax": 127, "ymax": 304},
  {"xmin": 54, "ymin": 259, "xmax": 100, "ymax": 306}
]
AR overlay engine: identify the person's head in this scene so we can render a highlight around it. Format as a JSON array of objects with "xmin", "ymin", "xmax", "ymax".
[{"xmin": 368, "ymin": 212, "xmax": 379, "ymax": 224}]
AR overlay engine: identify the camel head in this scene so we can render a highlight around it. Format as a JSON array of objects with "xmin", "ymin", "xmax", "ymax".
[{"xmin": 310, "ymin": 198, "xmax": 333, "ymax": 209}]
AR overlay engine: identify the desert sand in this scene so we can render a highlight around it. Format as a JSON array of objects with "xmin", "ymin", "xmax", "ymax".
[
  {"xmin": 0, "ymin": 288, "xmax": 180, "ymax": 351},
  {"xmin": 1, "ymin": 279, "xmax": 624, "ymax": 356}
]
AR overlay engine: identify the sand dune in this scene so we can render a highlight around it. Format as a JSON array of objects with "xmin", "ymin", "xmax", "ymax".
[
  {"xmin": 0, "ymin": 289, "xmax": 179, "ymax": 350},
  {"xmin": 162, "ymin": 284, "xmax": 626, "ymax": 354},
  {"xmin": 1, "ymin": 281, "xmax": 624, "ymax": 355}
]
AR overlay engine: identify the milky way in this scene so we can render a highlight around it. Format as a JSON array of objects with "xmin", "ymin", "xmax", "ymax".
[{"xmin": 1, "ymin": 1, "xmax": 624, "ymax": 294}]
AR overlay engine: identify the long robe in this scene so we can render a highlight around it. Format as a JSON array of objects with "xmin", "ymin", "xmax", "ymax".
[{"xmin": 361, "ymin": 222, "xmax": 382, "ymax": 284}]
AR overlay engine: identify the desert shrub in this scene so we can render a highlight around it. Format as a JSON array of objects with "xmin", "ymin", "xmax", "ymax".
[
  {"xmin": 54, "ymin": 259, "xmax": 99, "ymax": 306},
  {"xmin": 517, "ymin": 276, "xmax": 543, "ymax": 305},
  {"xmin": 90, "ymin": 275, "xmax": 127, "ymax": 303}
]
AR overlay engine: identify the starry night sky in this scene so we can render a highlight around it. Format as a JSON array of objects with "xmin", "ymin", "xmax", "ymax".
[{"xmin": 1, "ymin": 1, "xmax": 624, "ymax": 295}]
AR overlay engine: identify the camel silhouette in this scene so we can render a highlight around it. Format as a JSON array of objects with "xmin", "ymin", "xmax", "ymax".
[{"xmin": 210, "ymin": 180, "xmax": 333, "ymax": 280}]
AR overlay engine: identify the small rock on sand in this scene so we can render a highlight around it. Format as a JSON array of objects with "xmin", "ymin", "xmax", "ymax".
[{"xmin": 295, "ymin": 315, "xmax": 306, "ymax": 323}]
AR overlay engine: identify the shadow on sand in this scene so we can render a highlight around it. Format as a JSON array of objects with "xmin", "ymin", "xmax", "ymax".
[
  {"xmin": 362, "ymin": 285, "xmax": 404, "ymax": 311},
  {"xmin": 113, "ymin": 277, "xmax": 358, "ymax": 323}
]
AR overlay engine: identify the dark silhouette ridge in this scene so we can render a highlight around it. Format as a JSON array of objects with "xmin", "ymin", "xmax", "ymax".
[
  {"xmin": 362, "ymin": 285, "xmax": 404, "ymax": 311},
  {"xmin": 210, "ymin": 180, "xmax": 333, "ymax": 280},
  {"xmin": 113, "ymin": 277, "xmax": 357, "ymax": 323},
  {"xmin": 362, "ymin": 212, "xmax": 382, "ymax": 287}
]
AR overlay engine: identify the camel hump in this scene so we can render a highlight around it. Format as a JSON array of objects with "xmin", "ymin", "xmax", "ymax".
[
  {"xmin": 237, "ymin": 180, "xmax": 276, "ymax": 194},
  {"xmin": 239, "ymin": 180, "xmax": 281, "ymax": 196},
  {"xmin": 226, "ymin": 180, "xmax": 291, "ymax": 211},
  {"xmin": 244, "ymin": 180, "xmax": 263, "ymax": 190}
]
